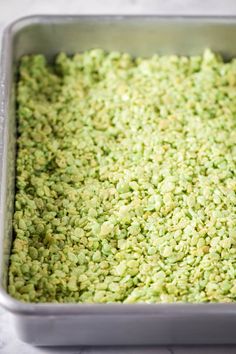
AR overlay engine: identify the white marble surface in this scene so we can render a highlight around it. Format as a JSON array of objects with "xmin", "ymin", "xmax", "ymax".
[{"xmin": 2, "ymin": 1, "xmax": 236, "ymax": 353}]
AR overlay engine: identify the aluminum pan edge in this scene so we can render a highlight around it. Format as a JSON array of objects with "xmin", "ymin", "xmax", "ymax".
[{"xmin": 1, "ymin": 15, "xmax": 236, "ymax": 317}]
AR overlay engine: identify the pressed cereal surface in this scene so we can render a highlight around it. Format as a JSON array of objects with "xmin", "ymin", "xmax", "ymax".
[{"xmin": 8, "ymin": 49, "xmax": 236, "ymax": 303}]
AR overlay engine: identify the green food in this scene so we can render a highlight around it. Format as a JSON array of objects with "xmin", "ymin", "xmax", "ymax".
[{"xmin": 9, "ymin": 49, "xmax": 236, "ymax": 303}]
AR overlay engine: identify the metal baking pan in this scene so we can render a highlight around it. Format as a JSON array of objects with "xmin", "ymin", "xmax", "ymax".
[{"xmin": 1, "ymin": 15, "xmax": 236, "ymax": 346}]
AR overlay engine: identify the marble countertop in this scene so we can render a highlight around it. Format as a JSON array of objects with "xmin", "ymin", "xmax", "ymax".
[{"xmin": 1, "ymin": 1, "xmax": 236, "ymax": 353}]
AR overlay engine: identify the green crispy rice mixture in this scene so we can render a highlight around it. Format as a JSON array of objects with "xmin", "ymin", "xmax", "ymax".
[{"xmin": 9, "ymin": 49, "xmax": 236, "ymax": 303}]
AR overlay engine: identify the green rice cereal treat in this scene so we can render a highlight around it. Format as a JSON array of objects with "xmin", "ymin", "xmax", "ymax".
[{"xmin": 8, "ymin": 49, "xmax": 236, "ymax": 303}]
